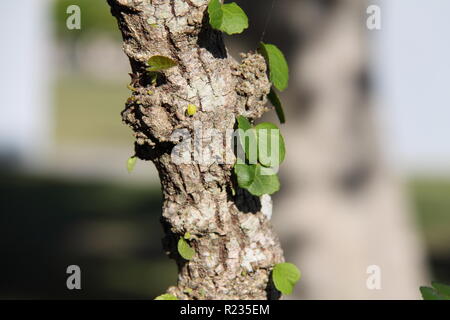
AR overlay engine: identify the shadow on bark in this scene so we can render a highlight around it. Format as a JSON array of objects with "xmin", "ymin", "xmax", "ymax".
[
  {"xmin": 197, "ymin": 11, "xmax": 227, "ymax": 59},
  {"xmin": 161, "ymin": 217, "xmax": 188, "ymax": 271},
  {"xmin": 232, "ymin": 188, "xmax": 262, "ymax": 214},
  {"xmin": 265, "ymin": 270, "xmax": 282, "ymax": 300}
]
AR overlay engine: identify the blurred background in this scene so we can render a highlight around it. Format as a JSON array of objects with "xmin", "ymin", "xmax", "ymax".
[{"xmin": 0, "ymin": 0, "xmax": 448, "ymax": 299}]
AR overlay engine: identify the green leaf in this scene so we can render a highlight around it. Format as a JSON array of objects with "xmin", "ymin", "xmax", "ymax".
[
  {"xmin": 268, "ymin": 88, "xmax": 285, "ymax": 124},
  {"xmin": 236, "ymin": 116, "xmax": 257, "ymax": 164},
  {"xmin": 235, "ymin": 164, "xmax": 280, "ymax": 196},
  {"xmin": 127, "ymin": 156, "xmax": 137, "ymax": 173},
  {"xmin": 208, "ymin": 0, "xmax": 249, "ymax": 35},
  {"xmin": 255, "ymin": 122, "xmax": 285, "ymax": 168},
  {"xmin": 432, "ymin": 282, "xmax": 450, "ymax": 298},
  {"xmin": 237, "ymin": 115, "xmax": 252, "ymax": 131},
  {"xmin": 272, "ymin": 263, "xmax": 301, "ymax": 295},
  {"xmin": 420, "ymin": 287, "xmax": 443, "ymax": 300},
  {"xmin": 178, "ymin": 238, "xmax": 195, "ymax": 260},
  {"xmin": 259, "ymin": 42, "xmax": 289, "ymax": 92},
  {"xmin": 234, "ymin": 163, "xmax": 256, "ymax": 188},
  {"xmin": 154, "ymin": 293, "xmax": 178, "ymax": 300},
  {"xmin": 208, "ymin": 0, "xmax": 222, "ymax": 24},
  {"xmin": 149, "ymin": 71, "xmax": 159, "ymax": 85},
  {"xmin": 419, "ymin": 282, "xmax": 450, "ymax": 300},
  {"xmin": 147, "ymin": 55, "xmax": 178, "ymax": 72}
]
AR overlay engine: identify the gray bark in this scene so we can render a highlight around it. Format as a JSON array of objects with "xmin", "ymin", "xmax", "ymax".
[{"xmin": 107, "ymin": 0, "xmax": 284, "ymax": 300}]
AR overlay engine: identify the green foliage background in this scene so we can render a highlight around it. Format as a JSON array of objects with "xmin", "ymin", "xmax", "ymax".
[{"xmin": 52, "ymin": 0, "xmax": 120, "ymax": 40}]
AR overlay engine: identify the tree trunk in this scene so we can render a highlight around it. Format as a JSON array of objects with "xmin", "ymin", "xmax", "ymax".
[{"xmin": 107, "ymin": 0, "xmax": 284, "ymax": 300}]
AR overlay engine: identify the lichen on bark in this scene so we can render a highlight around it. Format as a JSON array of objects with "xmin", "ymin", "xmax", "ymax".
[{"xmin": 107, "ymin": 0, "xmax": 284, "ymax": 300}]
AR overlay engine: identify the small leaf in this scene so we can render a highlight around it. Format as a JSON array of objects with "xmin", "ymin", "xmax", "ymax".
[
  {"xmin": 272, "ymin": 263, "xmax": 301, "ymax": 295},
  {"xmin": 208, "ymin": 0, "xmax": 249, "ymax": 35},
  {"xmin": 234, "ymin": 164, "xmax": 280, "ymax": 196},
  {"xmin": 127, "ymin": 84, "xmax": 137, "ymax": 92},
  {"xmin": 178, "ymin": 238, "xmax": 195, "ymax": 260},
  {"xmin": 187, "ymin": 104, "xmax": 197, "ymax": 116},
  {"xmin": 184, "ymin": 288, "xmax": 193, "ymax": 294},
  {"xmin": 147, "ymin": 55, "xmax": 178, "ymax": 72},
  {"xmin": 208, "ymin": 0, "xmax": 222, "ymax": 23},
  {"xmin": 149, "ymin": 72, "xmax": 159, "ymax": 85},
  {"xmin": 259, "ymin": 42, "xmax": 289, "ymax": 92},
  {"xmin": 234, "ymin": 163, "xmax": 256, "ymax": 188},
  {"xmin": 432, "ymin": 282, "xmax": 450, "ymax": 298},
  {"xmin": 127, "ymin": 156, "xmax": 137, "ymax": 173},
  {"xmin": 268, "ymin": 88, "xmax": 285, "ymax": 124},
  {"xmin": 154, "ymin": 293, "xmax": 178, "ymax": 300},
  {"xmin": 255, "ymin": 122, "xmax": 285, "ymax": 168},
  {"xmin": 237, "ymin": 115, "xmax": 252, "ymax": 131},
  {"xmin": 236, "ymin": 116, "xmax": 257, "ymax": 163},
  {"xmin": 230, "ymin": 185, "xmax": 236, "ymax": 196},
  {"xmin": 184, "ymin": 232, "xmax": 191, "ymax": 240},
  {"xmin": 420, "ymin": 287, "xmax": 443, "ymax": 300}
]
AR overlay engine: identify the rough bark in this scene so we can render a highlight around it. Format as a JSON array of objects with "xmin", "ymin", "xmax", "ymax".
[{"xmin": 107, "ymin": 0, "xmax": 284, "ymax": 300}]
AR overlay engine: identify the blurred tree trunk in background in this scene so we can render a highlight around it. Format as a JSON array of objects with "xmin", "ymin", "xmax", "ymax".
[{"xmin": 270, "ymin": 0, "xmax": 428, "ymax": 299}]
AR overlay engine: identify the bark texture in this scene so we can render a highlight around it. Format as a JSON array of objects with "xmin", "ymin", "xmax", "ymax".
[{"xmin": 107, "ymin": 0, "xmax": 284, "ymax": 300}]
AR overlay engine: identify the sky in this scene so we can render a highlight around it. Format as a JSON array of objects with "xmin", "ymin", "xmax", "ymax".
[{"xmin": 0, "ymin": 0, "xmax": 51, "ymax": 167}]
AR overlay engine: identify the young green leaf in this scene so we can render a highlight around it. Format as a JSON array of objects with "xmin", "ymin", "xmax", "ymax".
[
  {"xmin": 154, "ymin": 293, "xmax": 178, "ymax": 300},
  {"xmin": 255, "ymin": 122, "xmax": 285, "ymax": 168},
  {"xmin": 208, "ymin": 0, "xmax": 249, "ymax": 35},
  {"xmin": 420, "ymin": 282, "xmax": 450, "ymax": 300},
  {"xmin": 208, "ymin": 0, "xmax": 222, "ymax": 24},
  {"xmin": 237, "ymin": 115, "xmax": 252, "ymax": 131},
  {"xmin": 187, "ymin": 104, "xmax": 197, "ymax": 116},
  {"xmin": 147, "ymin": 55, "xmax": 178, "ymax": 72},
  {"xmin": 420, "ymin": 286, "xmax": 443, "ymax": 300},
  {"xmin": 259, "ymin": 42, "xmax": 289, "ymax": 92},
  {"xmin": 127, "ymin": 156, "xmax": 137, "ymax": 173},
  {"xmin": 149, "ymin": 72, "xmax": 159, "ymax": 85},
  {"xmin": 236, "ymin": 116, "xmax": 257, "ymax": 164},
  {"xmin": 178, "ymin": 237, "xmax": 195, "ymax": 260},
  {"xmin": 268, "ymin": 88, "xmax": 286, "ymax": 124},
  {"xmin": 272, "ymin": 263, "xmax": 301, "ymax": 295},
  {"xmin": 432, "ymin": 282, "xmax": 450, "ymax": 298},
  {"xmin": 234, "ymin": 163, "xmax": 256, "ymax": 188},
  {"xmin": 127, "ymin": 84, "xmax": 137, "ymax": 92},
  {"xmin": 234, "ymin": 164, "xmax": 280, "ymax": 196}
]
